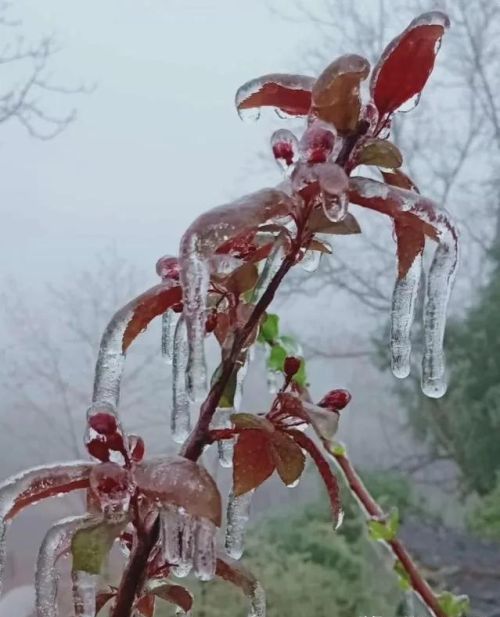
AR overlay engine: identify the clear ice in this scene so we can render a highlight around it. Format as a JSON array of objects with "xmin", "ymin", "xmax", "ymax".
[
  {"xmin": 172, "ymin": 315, "xmax": 191, "ymax": 443},
  {"xmin": 225, "ymin": 490, "xmax": 254, "ymax": 560}
]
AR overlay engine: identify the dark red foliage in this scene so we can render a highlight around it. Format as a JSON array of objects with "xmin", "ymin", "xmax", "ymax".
[
  {"xmin": 238, "ymin": 80, "xmax": 313, "ymax": 117},
  {"xmin": 272, "ymin": 141, "xmax": 295, "ymax": 166},
  {"xmin": 89, "ymin": 412, "xmax": 118, "ymax": 435}
]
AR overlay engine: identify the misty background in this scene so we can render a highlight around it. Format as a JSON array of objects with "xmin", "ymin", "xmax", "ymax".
[{"xmin": 1, "ymin": 0, "xmax": 500, "ymax": 615}]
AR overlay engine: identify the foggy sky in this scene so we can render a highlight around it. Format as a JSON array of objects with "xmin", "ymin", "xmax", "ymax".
[{"xmin": 0, "ymin": 0, "xmax": 320, "ymax": 289}]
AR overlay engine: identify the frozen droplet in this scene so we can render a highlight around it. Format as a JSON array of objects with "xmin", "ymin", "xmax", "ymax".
[
  {"xmin": 161, "ymin": 310, "xmax": 178, "ymax": 364},
  {"xmin": 300, "ymin": 248, "xmax": 322, "ymax": 273},
  {"xmin": 299, "ymin": 119, "xmax": 336, "ymax": 164},
  {"xmin": 225, "ymin": 490, "xmax": 253, "ymax": 560},
  {"xmin": 390, "ymin": 253, "xmax": 422, "ymax": 379},
  {"xmin": 397, "ymin": 92, "xmax": 421, "ymax": 114},
  {"xmin": 422, "ymin": 233, "xmax": 458, "ymax": 398},
  {"xmin": 172, "ymin": 316, "xmax": 192, "ymax": 444},
  {"xmin": 36, "ymin": 515, "xmax": 93, "ymax": 617},
  {"xmin": 270, "ymin": 129, "xmax": 299, "ymax": 175},
  {"xmin": 322, "ymin": 191, "xmax": 348, "ymax": 222},
  {"xmin": 72, "ymin": 570, "xmax": 98, "ymax": 617},
  {"xmin": 193, "ymin": 518, "xmax": 216, "ymax": 581},
  {"xmin": 211, "ymin": 407, "xmax": 234, "ymax": 468},
  {"xmin": 238, "ymin": 106, "xmax": 261, "ymax": 122}
]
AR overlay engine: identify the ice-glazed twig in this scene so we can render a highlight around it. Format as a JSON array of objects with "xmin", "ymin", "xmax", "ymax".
[
  {"xmin": 179, "ymin": 188, "xmax": 294, "ymax": 402},
  {"xmin": 326, "ymin": 444, "xmax": 448, "ymax": 617},
  {"xmin": 216, "ymin": 556, "xmax": 266, "ymax": 617}
]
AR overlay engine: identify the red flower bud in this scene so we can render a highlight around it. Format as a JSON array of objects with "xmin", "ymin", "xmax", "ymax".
[
  {"xmin": 318, "ymin": 389, "xmax": 351, "ymax": 412},
  {"xmin": 89, "ymin": 412, "xmax": 118, "ymax": 435},
  {"xmin": 284, "ymin": 356, "xmax": 301, "ymax": 378},
  {"xmin": 87, "ymin": 438, "xmax": 110, "ymax": 462}
]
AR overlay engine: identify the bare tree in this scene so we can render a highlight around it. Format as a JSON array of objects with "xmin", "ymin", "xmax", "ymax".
[
  {"xmin": 0, "ymin": 1, "xmax": 85, "ymax": 139},
  {"xmin": 0, "ymin": 253, "xmax": 172, "ymax": 470}
]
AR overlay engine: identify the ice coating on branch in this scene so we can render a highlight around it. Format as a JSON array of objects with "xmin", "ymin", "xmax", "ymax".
[
  {"xmin": 212, "ymin": 407, "xmax": 235, "ymax": 468},
  {"xmin": 172, "ymin": 315, "xmax": 191, "ymax": 443},
  {"xmin": 0, "ymin": 461, "xmax": 91, "ymax": 594},
  {"xmin": 391, "ymin": 253, "xmax": 422, "ymax": 378},
  {"xmin": 249, "ymin": 582, "xmax": 266, "ymax": 617},
  {"xmin": 422, "ymin": 234, "xmax": 457, "ymax": 397},
  {"xmin": 180, "ymin": 190, "xmax": 293, "ymax": 388},
  {"xmin": 72, "ymin": 570, "xmax": 97, "ymax": 617},
  {"xmin": 36, "ymin": 515, "xmax": 93, "ymax": 617},
  {"xmin": 225, "ymin": 490, "xmax": 254, "ymax": 559},
  {"xmin": 271, "ymin": 129, "xmax": 299, "ymax": 174},
  {"xmin": 348, "ymin": 177, "xmax": 459, "ymax": 398},
  {"xmin": 161, "ymin": 310, "xmax": 178, "ymax": 364},
  {"xmin": 193, "ymin": 518, "xmax": 217, "ymax": 581},
  {"xmin": 235, "ymin": 73, "xmax": 315, "ymax": 121}
]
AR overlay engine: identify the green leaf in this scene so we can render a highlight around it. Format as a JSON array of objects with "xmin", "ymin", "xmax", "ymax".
[
  {"xmin": 437, "ymin": 591, "xmax": 470, "ymax": 617},
  {"xmin": 393, "ymin": 560, "xmax": 411, "ymax": 591},
  {"xmin": 367, "ymin": 508, "xmax": 399, "ymax": 542},
  {"xmin": 268, "ymin": 344, "xmax": 287, "ymax": 372},
  {"xmin": 71, "ymin": 521, "xmax": 122, "ymax": 575},
  {"xmin": 258, "ymin": 313, "xmax": 279, "ymax": 344},
  {"xmin": 219, "ymin": 370, "xmax": 237, "ymax": 408},
  {"xmin": 292, "ymin": 358, "xmax": 308, "ymax": 388}
]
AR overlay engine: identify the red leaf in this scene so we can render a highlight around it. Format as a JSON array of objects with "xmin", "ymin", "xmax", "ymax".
[
  {"xmin": 96, "ymin": 586, "xmax": 117, "ymax": 614},
  {"xmin": 348, "ymin": 177, "xmax": 439, "ymax": 241},
  {"xmin": 381, "ymin": 169, "xmax": 420, "ymax": 193},
  {"xmin": 269, "ymin": 431, "xmax": 305, "ymax": 487},
  {"xmin": 311, "ymin": 54, "xmax": 370, "ymax": 132},
  {"xmin": 231, "ymin": 413, "xmax": 274, "ymax": 432},
  {"xmin": 235, "ymin": 73, "xmax": 314, "ymax": 117},
  {"xmin": 152, "ymin": 583, "xmax": 193, "ymax": 614},
  {"xmin": 122, "ymin": 283, "xmax": 183, "ymax": 352},
  {"xmin": 135, "ymin": 594, "xmax": 155, "ymax": 617},
  {"xmin": 233, "ymin": 430, "xmax": 275, "ymax": 496},
  {"xmin": 394, "ymin": 220, "xmax": 425, "ymax": 279},
  {"xmin": 290, "ymin": 430, "xmax": 342, "ymax": 528},
  {"xmin": 371, "ymin": 12, "xmax": 449, "ymax": 118},
  {"xmin": 216, "ymin": 556, "xmax": 260, "ymax": 599}
]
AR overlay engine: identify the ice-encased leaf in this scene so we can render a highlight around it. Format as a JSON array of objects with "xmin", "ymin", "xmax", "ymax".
[
  {"xmin": 172, "ymin": 315, "xmax": 192, "ymax": 443},
  {"xmin": 381, "ymin": 169, "xmax": 420, "ymax": 193},
  {"xmin": 135, "ymin": 456, "xmax": 222, "ymax": 526},
  {"xmin": 216, "ymin": 556, "xmax": 266, "ymax": 617},
  {"xmin": 180, "ymin": 189, "xmax": 293, "ymax": 402},
  {"xmin": 349, "ymin": 177, "xmax": 458, "ymax": 398},
  {"xmin": 235, "ymin": 73, "xmax": 314, "ymax": 119},
  {"xmin": 36, "ymin": 515, "xmax": 95, "ymax": 617},
  {"xmin": 356, "ymin": 138, "xmax": 403, "ymax": 168},
  {"xmin": 225, "ymin": 490, "xmax": 254, "ymax": 560},
  {"xmin": 311, "ymin": 54, "xmax": 370, "ymax": 132},
  {"xmin": 71, "ymin": 519, "xmax": 124, "ymax": 575},
  {"xmin": 371, "ymin": 11, "xmax": 450, "ymax": 118},
  {"xmin": 148, "ymin": 581, "xmax": 193, "ymax": 615},
  {"xmin": 92, "ymin": 282, "xmax": 182, "ymax": 411}
]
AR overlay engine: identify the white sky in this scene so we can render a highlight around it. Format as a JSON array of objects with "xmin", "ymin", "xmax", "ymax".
[{"xmin": 0, "ymin": 0, "xmax": 321, "ymax": 288}]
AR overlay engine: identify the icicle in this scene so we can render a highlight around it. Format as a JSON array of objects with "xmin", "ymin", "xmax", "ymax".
[
  {"xmin": 193, "ymin": 518, "xmax": 217, "ymax": 581},
  {"xmin": 422, "ymin": 232, "xmax": 458, "ymax": 398},
  {"xmin": 248, "ymin": 582, "xmax": 266, "ymax": 617},
  {"xmin": 390, "ymin": 253, "xmax": 422, "ymax": 379},
  {"xmin": 212, "ymin": 407, "xmax": 234, "ymax": 468},
  {"xmin": 160, "ymin": 506, "xmax": 182, "ymax": 566},
  {"xmin": 161, "ymin": 310, "xmax": 178, "ymax": 364},
  {"xmin": 172, "ymin": 315, "xmax": 191, "ymax": 443},
  {"xmin": 72, "ymin": 570, "xmax": 97, "ymax": 617},
  {"xmin": 225, "ymin": 490, "xmax": 253, "ymax": 560},
  {"xmin": 0, "ymin": 461, "xmax": 92, "ymax": 596},
  {"xmin": 234, "ymin": 357, "xmax": 249, "ymax": 411},
  {"xmin": 299, "ymin": 248, "xmax": 322, "ymax": 273},
  {"xmin": 179, "ymin": 189, "xmax": 293, "ymax": 400},
  {"xmin": 36, "ymin": 515, "xmax": 93, "ymax": 617},
  {"xmin": 171, "ymin": 509, "xmax": 195, "ymax": 578}
]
